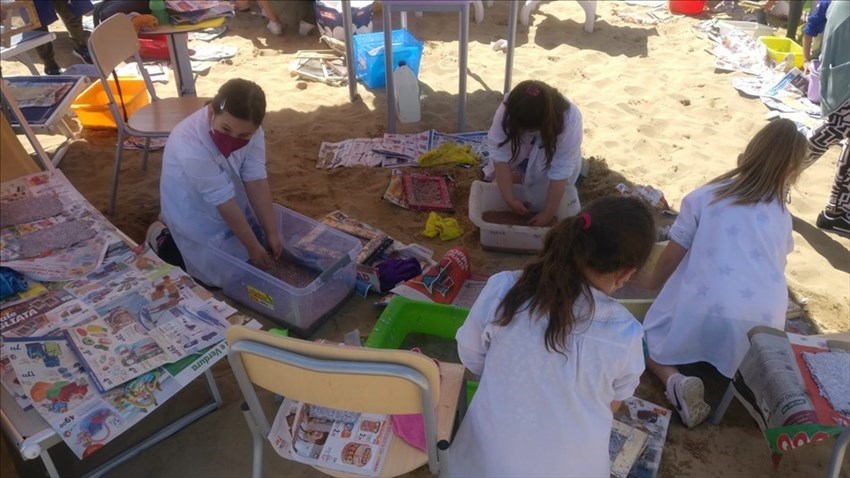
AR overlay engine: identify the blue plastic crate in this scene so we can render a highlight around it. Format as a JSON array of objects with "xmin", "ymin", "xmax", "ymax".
[{"xmin": 352, "ymin": 29, "xmax": 423, "ymax": 89}]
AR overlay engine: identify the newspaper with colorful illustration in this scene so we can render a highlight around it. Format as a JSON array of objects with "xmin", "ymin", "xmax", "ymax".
[
  {"xmin": 389, "ymin": 247, "xmax": 487, "ymax": 309},
  {"xmin": 0, "ymin": 171, "xmax": 121, "ymax": 281},
  {"xmin": 730, "ymin": 327, "xmax": 849, "ymax": 461},
  {"xmin": 615, "ymin": 397, "xmax": 672, "ymax": 478},
  {"xmin": 269, "ymin": 398, "xmax": 392, "ymax": 477}
]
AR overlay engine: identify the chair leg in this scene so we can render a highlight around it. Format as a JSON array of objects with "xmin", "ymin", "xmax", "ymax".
[
  {"xmin": 577, "ymin": 0, "xmax": 597, "ymax": 33},
  {"xmin": 240, "ymin": 403, "xmax": 264, "ymax": 478},
  {"xmin": 142, "ymin": 137, "xmax": 151, "ymax": 171},
  {"xmin": 710, "ymin": 382, "xmax": 735, "ymax": 425},
  {"xmin": 472, "ymin": 0, "xmax": 484, "ymax": 23},
  {"xmin": 18, "ymin": 52, "xmax": 40, "ymax": 75},
  {"xmin": 108, "ymin": 134, "xmax": 125, "ymax": 216},
  {"xmin": 827, "ymin": 427, "xmax": 850, "ymax": 478},
  {"xmin": 520, "ymin": 1, "xmax": 540, "ymax": 26}
]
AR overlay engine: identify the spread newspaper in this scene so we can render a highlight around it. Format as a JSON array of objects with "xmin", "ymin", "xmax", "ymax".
[
  {"xmin": 389, "ymin": 247, "xmax": 487, "ymax": 309},
  {"xmin": 269, "ymin": 398, "xmax": 392, "ymax": 476},
  {"xmin": 613, "ymin": 397, "xmax": 672, "ymax": 478},
  {"xmin": 0, "ymin": 170, "xmax": 245, "ymax": 459},
  {"xmin": 729, "ymin": 327, "xmax": 849, "ymax": 463}
]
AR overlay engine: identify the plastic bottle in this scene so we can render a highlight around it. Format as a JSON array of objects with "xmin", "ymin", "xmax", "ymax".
[
  {"xmin": 149, "ymin": 0, "xmax": 170, "ymax": 26},
  {"xmin": 394, "ymin": 60, "xmax": 420, "ymax": 123}
]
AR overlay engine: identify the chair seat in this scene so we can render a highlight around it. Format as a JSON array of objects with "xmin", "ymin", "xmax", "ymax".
[
  {"xmin": 127, "ymin": 96, "xmax": 209, "ymax": 135},
  {"xmin": 316, "ymin": 362, "xmax": 465, "ymax": 478}
]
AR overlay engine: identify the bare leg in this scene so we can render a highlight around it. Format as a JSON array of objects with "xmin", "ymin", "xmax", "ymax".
[{"xmin": 647, "ymin": 357, "xmax": 680, "ymax": 385}]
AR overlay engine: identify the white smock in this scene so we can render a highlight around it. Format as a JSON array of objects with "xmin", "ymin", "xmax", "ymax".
[
  {"xmin": 642, "ymin": 183, "xmax": 794, "ymax": 378},
  {"xmin": 445, "ymin": 271, "xmax": 645, "ymax": 478},
  {"xmin": 484, "ymin": 95, "xmax": 583, "ymax": 210},
  {"xmin": 159, "ymin": 106, "xmax": 267, "ymax": 287}
]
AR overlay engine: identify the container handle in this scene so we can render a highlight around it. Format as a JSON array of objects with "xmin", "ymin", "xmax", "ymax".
[{"xmin": 317, "ymin": 254, "xmax": 352, "ymax": 284}]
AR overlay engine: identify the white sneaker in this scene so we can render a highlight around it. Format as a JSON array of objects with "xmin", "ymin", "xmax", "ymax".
[
  {"xmin": 665, "ymin": 373, "xmax": 711, "ymax": 429},
  {"xmin": 146, "ymin": 221, "xmax": 167, "ymax": 255},
  {"xmin": 267, "ymin": 20, "xmax": 283, "ymax": 35}
]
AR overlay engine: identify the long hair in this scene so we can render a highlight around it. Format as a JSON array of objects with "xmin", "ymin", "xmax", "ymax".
[
  {"xmin": 496, "ymin": 197, "xmax": 655, "ymax": 354},
  {"xmin": 709, "ymin": 119, "xmax": 807, "ymax": 206},
  {"xmin": 498, "ymin": 80, "xmax": 570, "ymax": 168},
  {"xmin": 210, "ymin": 78, "xmax": 267, "ymax": 125}
]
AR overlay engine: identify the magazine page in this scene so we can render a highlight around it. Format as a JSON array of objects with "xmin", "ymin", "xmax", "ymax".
[
  {"xmin": 609, "ymin": 420, "xmax": 649, "ymax": 478},
  {"xmin": 285, "ymin": 402, "xmax": 391, "ymax": 476},
  {"xmin": 0, "ymin": 289, "xmax": 99, "ymax": 339},
  {"xmin": 390, "ymin": 247, "xmax": 473, "ymax": 306},
  {"xmin": 618, "ymin": 397, "xmax": 672, "ymax": 478},
  {"xmin": 0, "ymin": 352, "xmax": 32, "ymax": 410},
  {"xmin": 0, "ymin": 279, "xmax": 48, "ymax": 309}
]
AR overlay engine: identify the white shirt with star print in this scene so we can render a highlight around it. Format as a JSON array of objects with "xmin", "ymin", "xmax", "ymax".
[
  {"xmin": 445, "ymin": 271, "xmax": 645, "ymax": 477},
  {"xmin": 643, "ymin": 182, "xmax": 794, "ymax": 377}
]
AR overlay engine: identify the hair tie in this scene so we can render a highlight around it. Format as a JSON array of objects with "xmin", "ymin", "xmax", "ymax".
[
  {"xmin": 579, "ymin": 212, "xmax": 591, "ymax": 230},
  {"xmin": 218, "ymin": 98, "xmax": 227, "ymax": 111},
  {"xmin": 526, "ymin": 85, "xmax": 540, "ymax": 97}
]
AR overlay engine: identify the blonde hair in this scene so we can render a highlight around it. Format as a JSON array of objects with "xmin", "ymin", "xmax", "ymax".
[{"xmin": 709, "ymin": 119, "xmax": 807, "ymax": 206}]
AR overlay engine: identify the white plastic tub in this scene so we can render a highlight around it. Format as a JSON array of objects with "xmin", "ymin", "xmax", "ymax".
[
  {"xmin": 612, "ymin": 241, "xmax": 668, "ymax": 322},
  {"xmin": 468, "ymin": 180, "xmax": 581, "ymax": 254},
  {"xmin": 206, "ymin": 204, "xmax": 361, "ymax": 336},
  {"xmin": 717, "ymin": 20, "xmax": 776, "ymax": 39}
]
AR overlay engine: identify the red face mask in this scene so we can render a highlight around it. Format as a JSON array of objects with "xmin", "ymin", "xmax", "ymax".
[{"xmin": 209, "ymin": 128, "xmax": 250, "ymax": 157}]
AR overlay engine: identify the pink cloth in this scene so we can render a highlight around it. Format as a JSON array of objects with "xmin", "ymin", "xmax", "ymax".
[{"xmin": 391, "ymin": 347, "xmax": 439, "ymax": 452}]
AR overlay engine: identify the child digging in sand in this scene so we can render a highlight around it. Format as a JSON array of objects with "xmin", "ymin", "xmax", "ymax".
[
  {"xmin": 635, "ymin": 119, "xmax": 808, "ymax": 429},
  {"xmin": 446, "ymin": 196, "xmax": 656, "ymax": 477},
  {"xmin": 485, "ymin": 80, "xmax": 583, "ymax": 226}
]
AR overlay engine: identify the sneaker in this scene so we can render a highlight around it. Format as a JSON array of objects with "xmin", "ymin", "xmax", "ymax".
[
  {"xmin": 267, "ymin": 20, "xmax": 283, "ymax": 35},
  {"xmin": 816, "ymin": 211, "xmax": 850, "ymax": 234},
  {"xmin": 665, "ymin": 373, "xmax": 711, "ymax": 429},
  {"xmin": 44, "ymin": 65, "xmax": 63, "ymax": 75},
  {"xmin": 146, "ymin": 221, "xmax": 167, "ymax": 255},
  {"xmin": 72, "ymin": 46, "xmax": 93, "ymax": 64}
]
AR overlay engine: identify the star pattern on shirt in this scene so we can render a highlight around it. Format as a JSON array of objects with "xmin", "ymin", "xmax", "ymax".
[
  {"xmin": 750, "ymin": 249, "xmax": 764, "ymax": 261},
  {"xmin": 756, "ymin": 212, "xmax": 770, "ymax": 224},
  {"xmin": 740, "ymin": 288, "xmax": 755, "ymax": 300},
  {"xmin": 708, "ymin": 303, "xmax": 725, "ymax": 316},
  {"xmin": 696, "ymin": 285, "xmax": 710, "ymax": 296},
  {"xmin": 706, "ymin": 247, "xmax": 717, "ymax": 258},
  {"xmin": 718, "ymin": 264, "xmax": 734, "ymax": 276},
  {"xmin": 709, "ymin": 207, "xmax": 722, "ymax": 218},
  {"xmin": 761, "ymin": 312, "xmax": 774, "ymax": 322},
  {"xmin": 770, "ymin": 271, "xmax": 783, "ymax": 283},
  {"xmin": 726, "ymin": 225, "xmax": 740, "ymax": 237}
]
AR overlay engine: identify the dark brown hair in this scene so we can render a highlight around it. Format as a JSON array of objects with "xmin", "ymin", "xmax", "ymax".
[
  {"xmin": 210, "ymin": 78, "xmax": 267, "ymax": 125},
  {"xmin": 498, "ymin": 80, "xmax": 570, "ymax": 168},
  {"xmin": 496, "ymin": 196, "xmax": 656, "ymax": 354},
  {"xmin": 709, "ymin": 118, "xmax": 807, "ymax": 207}
]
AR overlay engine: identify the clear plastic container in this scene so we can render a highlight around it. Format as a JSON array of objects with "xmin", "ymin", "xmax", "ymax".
[
  {"xmin": 207, "ymin": 205, "xmax": 362, "ymax": 336},
  {"xmin": 468, "ymin": 180, "xmax": 581, "ymax": 254}
]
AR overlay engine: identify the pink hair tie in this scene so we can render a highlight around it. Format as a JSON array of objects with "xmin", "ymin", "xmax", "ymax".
[
  {"xmin": 579, "ymin": 212, "xmax": 591, "ymax": 230},
  {"xmin": 526, "ymin": 85, "xmax": 540, "ymax": 97}
]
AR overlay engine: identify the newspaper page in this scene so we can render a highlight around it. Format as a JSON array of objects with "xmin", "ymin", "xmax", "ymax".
[
  {"xmin": 269, "ymin": 399, "xmax": 391, "ymax": 477},
  {"xmin": 731, "ymin": 327, "xmax": 849, "ymax": 456},
  {"xmin": 609, "ymin": 420, "xmax": 649, "ymax": 478},
  {"xmin": 616, "ymin": 397, "xmax": 672, "ymax": 478}
]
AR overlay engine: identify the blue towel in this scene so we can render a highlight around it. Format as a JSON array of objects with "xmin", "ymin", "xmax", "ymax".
[{"xmin": 0, "ymin": 267, "xmax": 29, "ymax": 300}]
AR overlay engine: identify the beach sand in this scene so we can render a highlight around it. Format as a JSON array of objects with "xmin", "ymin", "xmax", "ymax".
[{"xmin": 2, "ymin": 1, "xmax": 848, "ymax": 476}]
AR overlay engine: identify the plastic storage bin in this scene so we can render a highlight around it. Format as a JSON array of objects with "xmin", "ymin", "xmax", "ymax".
[
  {"xmin": 207, "ymin": 204, "xmax": 362, "ymax": 336},
  {"xmin": 717, "ymin": 20, "xmax": 776, "ymax": 39},
  {"xmin": 71, "ymin": 78, "xmax": 149, "ymax": 129},
  {"xmin": 468, "ymin": 180, "xmax": 581, "ymax": 254},
  {"xmin": 759, "ymin": 36, "xmax": 804, "ymax": 69},
  {"xmin": 352, "ymin": 29, "xmax": 423, "ymax": 89},
  {"xmin": 669, "ymin": 0, "xmax": 706, "ymax": 15}
]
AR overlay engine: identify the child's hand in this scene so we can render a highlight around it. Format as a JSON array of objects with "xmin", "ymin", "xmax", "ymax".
[
  {"xmin": 249, "ymin": 242, "xmax": 274, "ymax": 271},
  {"xmin": 507, "ymin": 199, "xmax": 530, "ymax": 216},
  {"xmin": 528, "ymin": 211, "xmax": 554, "ymax": 227},
  {"xmin": 267, "ymin": 234, "xmax": 283, "ymax": 260}
]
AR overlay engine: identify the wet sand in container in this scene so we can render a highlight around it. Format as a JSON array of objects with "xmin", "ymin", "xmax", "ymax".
[
  {"xmin": 250, "ymin": 257, "xmax": 320, "ymax": 288},
  {"xmin": 481, "ymin": 210, "xmax": 557, "ymax": 227}
]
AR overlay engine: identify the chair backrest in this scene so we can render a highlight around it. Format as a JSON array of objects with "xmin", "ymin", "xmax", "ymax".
[
  {"xmin": 0, "ymin": 110, "xmax": 40, "ymax": 182},
  {"xmin": 88, "ymin": 13, "xmax": 140, "ymax": 75},
  {"xmin": 226, "ymin": 326, "xmax": 441, "ymax": 416}
]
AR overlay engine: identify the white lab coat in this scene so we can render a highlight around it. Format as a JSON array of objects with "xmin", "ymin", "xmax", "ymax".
[
  {"xmin": 159, "ymin": 106, "xmax": 267, "ymax": 287},
  {"xmin": 484, "ymin": 96, "xmax": 583, "ymax": 210},
  {"xmin": 642, "ymin": 183, "xmax": 794, "ymax": 377},
  {"xmin": 445, "ymin": 272, "xmax": 645, "ymax": 477}
]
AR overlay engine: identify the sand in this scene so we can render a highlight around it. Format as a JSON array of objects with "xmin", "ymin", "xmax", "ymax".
[{"xmin": 2, "ymin": 1, "xmax": 849, "ymax": 477}]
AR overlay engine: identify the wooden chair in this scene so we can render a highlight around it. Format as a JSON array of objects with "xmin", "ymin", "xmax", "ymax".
[
  {"xmin": 0, "ymin": 110, "xmax": 42, "ymax": 182},
  {"xmin": 88, "ymin": 13, "xmax": 208, "ymax": 215},
  {"xmin": 226, "ymin": 326, "xmax": 464, "ymax": 478}
]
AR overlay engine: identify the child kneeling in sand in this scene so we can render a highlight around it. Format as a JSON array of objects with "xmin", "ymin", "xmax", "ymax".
[
  {"xmin": 446, "ymin": 197, "xmax": 655, "ymax": 477},
  {"xmin": 147, "ymin": 78, "xmax": 281, "ymax": 288},
  {"xmin": 635, "ymin": 119, "xmax": 807, "ymax": 429},
  {"xmin": 485, "ymin": 79, "xmax": 583, "ymax": 226}
]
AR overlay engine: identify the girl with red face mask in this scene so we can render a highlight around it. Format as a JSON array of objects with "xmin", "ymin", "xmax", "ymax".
[{"xmin": 149, "ymin": 78, "xmax": 281, "ymax": 288}]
